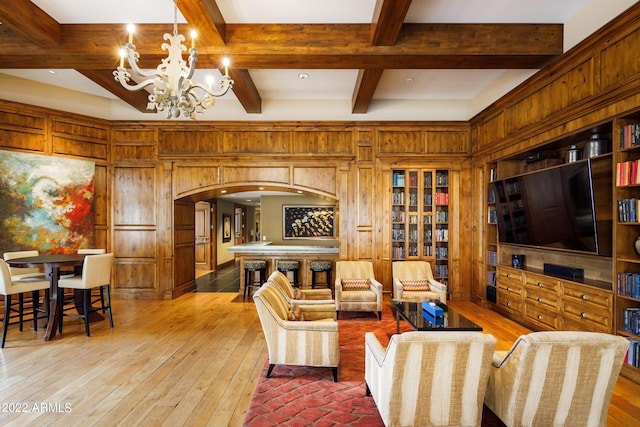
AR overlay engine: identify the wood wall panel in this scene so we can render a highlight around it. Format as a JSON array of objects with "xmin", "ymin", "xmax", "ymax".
[
  {"xmin": 473, "ymin": 112, "xmax": 505, "ymax": 152},
  {"xmin": 292, "ymin": 130, "xmax": 352, "ymax": 154},
  {"xmin": 159, "ymin": 130, "xmax": 221, "ymax": 155},
  {"xmin": 174, "ymin": 201, "xmax": 196, "ymax": 297},
  {"xmin": 93, "ymin": 164, "xmax": 108, "ymax": 246},
  {"xmin": 114, "ymin": 166, "xmax": 157, "ymax": 226},
  {"xmin": 600, "ymin": 30, "xmax": 640, "ymax": 90},
  {"xmin": 377, "ymin": 130, "xmax": 422, "ymax": 154},
  {"xmin": 292, "ymin": 166, "xmax": 337, "ymax": 196},
  {"xmin": 114, "ymin": 261, "xmax": 157, "ymax": 290},
  {"xmin": 223, "ymin": 165, "xmax": 290, "ymax": 184},
  {"xmin": 112, "ymin": 129, "xmax": 157, "ymax": 161},
  {"xmin": 174, "ymin": 165, "xmax": 220, "ymax": 196},
  {"xmin": 51, "ymin": 119, "xmax": 108, "ymax": 141},
  {"xmin": 222, "ymin": 130, "xmax": 289, "ymax": 154},
  {"xmin": 426, "ymin": 130, "xmax": 469, "ymax": 154},
  {"xmin": 356, "ymin": 165, "xmax": 373, "ymax": 227},
  {"xmin": 52, "ymin": 136, "xmax": 107, "ymax": 159},
  {"xmin": 0, "ymin": 109, "xmax": 44, "ymax": 132},
  {"xmin": 357, "ymin": 230, "xmax": 373, "ymax": 259},
  {"xmin": 113, "ymin": 229, "xmax": 156, "ymax": 258},
  {"xmin": 0, "ymin": 129, "xmax": 45, "ymax": 152}
]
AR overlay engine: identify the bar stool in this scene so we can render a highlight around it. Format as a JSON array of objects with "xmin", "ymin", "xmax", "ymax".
[
  {"xmin": 276, "ymin": 260, "xmax": 300, "ymax": 288},
  {"xmin": 310, "ymin": 260, "xmax": 332, "ymax": 290},
  {"xmin": 244, "ymin": 260, "xmax": 267, "ymax": 300}
]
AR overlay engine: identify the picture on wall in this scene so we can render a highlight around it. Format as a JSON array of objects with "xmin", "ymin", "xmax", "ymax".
[
  {"xmin": 223, "ymin": 214, "xmax": 232, "ymax": 242},
  {"xmin": 0, "ymin": 150, "xmax": 95, "ymax": 253},
  {"xmin": 283, "ymin": 205, "xmax": 335, "ymax": 239}
]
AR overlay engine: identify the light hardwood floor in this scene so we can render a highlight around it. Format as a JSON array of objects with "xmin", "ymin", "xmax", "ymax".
[{"xmin": 0, "ymin": 294, "xmax": 639, "ymax": 426}]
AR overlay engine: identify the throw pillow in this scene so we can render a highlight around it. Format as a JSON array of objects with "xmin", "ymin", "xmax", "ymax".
[
  {"xmin": 287, "ymin": 305, "xmax": 305, "ymax": 321},
  {"xmin": 293, "ymin": 288, "xmax": 305, "ymax": 300},
  {"xmin": 341, "ymin": 278, "xmax": 371, "ymax": 291},
  {"xmin": 400, "ymin": 279, "xmax": 430, "ymax": 291}
]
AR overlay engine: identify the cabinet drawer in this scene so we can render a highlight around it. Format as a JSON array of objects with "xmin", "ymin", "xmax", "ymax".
[
  {"xmin": 525, "ymin": 302, "xmax": 559, "ymax": 330},
  {"xmin": 562, "ymin": 285, "xmax": 611, "ymax": 311},
  {"xmin": 525, "ymin": 273, "xmax": 560, "ymax": 293},
  {"xmin": 497, "ymin": 289, "xmax": 522, "ymax": 316},
  {"xmin": 562, "ymin": 301, "xmax": 611, "ymax": 331},
  {"xmin": 525, "ymin": 287, "xmax": 560, "ymax": 311},
  {"xmin": 497, "ymin": 267, "xmax": 523, "ymax": 284}
]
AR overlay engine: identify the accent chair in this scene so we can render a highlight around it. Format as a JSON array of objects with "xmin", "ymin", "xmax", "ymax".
[
  {"xmin": 392, "ymin": 260, "xmax": 447, "ymax": 303},
  {"xmin": 335, "ymin": 260, "xmax": 383, "ymax": 319},
  {"xmin": 365, "ymin": 330, "xmax": 497, "ymax": 427},
  {"xmin": 484, "ymin": 331, "xmax": 629, "ymax": 427},
  {"xmin": 253, "ymin": 282, "xmax": 340, "ymax": 381}
]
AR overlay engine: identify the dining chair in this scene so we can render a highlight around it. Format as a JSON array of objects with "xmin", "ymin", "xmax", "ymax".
[
  {"xmin": 3, "ymin": 250, "xmax": 46, "ymax": 281},
  {"xmin": 0, "ymin": 259, "xmax": 50, "ymax": 348},
  {"xmin": 77, "ymin": 248, "xmax": 107, "ymax": 311},
  {"xmin": 57, "ymin": 253, "xmax": 114, "ymax": 336}
]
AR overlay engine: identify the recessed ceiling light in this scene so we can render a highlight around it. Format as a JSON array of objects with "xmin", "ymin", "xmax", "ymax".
[
  {"xmin": 405, "ymin": 77, "xmax": 414, "ymax": 83},
  {"xmin": 297, "ymin": 190, "xmax": 303, "ymax": 194},
  {"xmin": 48, "ymin": 70, "xmax": 57, "ymax": 74},
  {"xmin": 259, "ymin": 187, "xmax": 264, "ymax": 190},
  {"xmin": 221, "ymin": 190, "xmax": 227, "ymax": 194},
  {"xmin": 298, "ymin": 73, "xmax": 309, "ymax": 79}
]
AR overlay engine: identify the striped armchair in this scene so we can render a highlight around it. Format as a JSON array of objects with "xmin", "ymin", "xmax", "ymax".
[
  {"xmin": 392, "ymin": 260, "xmax": 447, "ymax": 303},
  {"xmin": 253, "ymin": 282, "xmax": 340, "ymax": 381},
  {"xmin": 365, "ymin": 331, "xmax": 497, "ymax": 427},
  {"xmin": 484, "ymin": 331, "xmax": 629, "ymax": 427},
  {"xmin": 335, "ymin": 261, "xmax": 383, "ymax": 319}
]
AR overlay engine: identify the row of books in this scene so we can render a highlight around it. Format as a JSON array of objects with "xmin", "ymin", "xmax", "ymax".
[
  {"xmin": 392, "ymin": 173, "xmax": 406, "ymax": 186},
  {"xmin": 435, "ymin": 172, "xmax": 448, "ymax": 186},
  {"xmin": 618, "ymin": 198, "xmax": 640, "ymax": 223},
  {"xmin": 435, "ymin": 247, "xmax": 448, "ymax": 259},
  {"xmin": 392, "ymin": 245, "xmax": 405, "ymax": 259},
  {"xmin": 623, "ymin": 308, "xmax": 640, "ymax": 336},
  {"xmin": 487, "ymin": 250, "xmax": 498, "ymax": 266},
  {"xmin": 434, "ymin": 264, "xmax": 448, "ymax": 278},
  {"xmin": 488, "ymin": 206, "xmax": 497, "ymax": 224},
  {"xmin": 618, "ymin": 273, "xmax": 640, "ymax": 299},
  {"xmin": 434, "ymin": 192, "xmax": 449, "ymax": 205},
  {"xmin": 620, "ymin": 123, "xmax": 640, "ymax": 149},
  {"xmin": 626, "ymin": 339, "xmax": 640, "ymax": 368},
  {"xmin": 435, "ymin": 211, "xmax": 448, "ymax": 223},
  {"xmin": 616, "ymin": 160, "xmax": 640, "ymax": 186},
  {"xmin": 487, "ymin": 270, "xmax": 497, "ymax": 286},
  {"xmin": 435, "ymin": 229, "xmax": 449, "ymax": 242}
]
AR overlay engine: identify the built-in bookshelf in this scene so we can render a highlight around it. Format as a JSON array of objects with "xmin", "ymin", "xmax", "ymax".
[
  {"xmin": 486, "ymin": 164, "xmax": 498, "ymax": 302},
  {"xmin": 615, "ymin": 113, "xmax": 640, "ymax": 381},
  {"xmin": 392, "ymin": 169, "xmax": 449, "ymax": 286}
]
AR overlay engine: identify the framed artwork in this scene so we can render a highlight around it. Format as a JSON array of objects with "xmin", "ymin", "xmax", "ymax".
[
  {"xmin": 223, "ymin": 214, "xmax": 232, "ymax": 242},
  {"xmin": 283, "ymin": 205, "xmax": 335, "ymax": 239}
]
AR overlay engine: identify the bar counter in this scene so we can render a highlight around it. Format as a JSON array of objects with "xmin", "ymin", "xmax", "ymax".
[{"xmin": 228, "ymin": 242, "xmax": 338, "ymax": 294}]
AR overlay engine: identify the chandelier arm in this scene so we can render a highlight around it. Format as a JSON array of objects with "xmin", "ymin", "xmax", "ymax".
[
  {"xmin": 113, "ymin": 70, "xmax": 158, "ymax": 92},
  {"xmin": 121, "ymin": 43, "xmax": 157, "ymax": 79},
  {"xmin": 190, "ymin": 77, "xmax": 234, "ymax": 98}
]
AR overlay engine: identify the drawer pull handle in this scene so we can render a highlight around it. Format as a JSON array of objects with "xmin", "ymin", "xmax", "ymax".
[
  {"xmin": 537, "ymin": 315, "xmax": 543, "ymax": 320},
  {"xmin": 537, "ymin": 282, "xmax": 543, "ymax": 287},
  {"xmin": 506, "ymin": 301, "xmax": 511, "ymax": 307},
  {"xmin": 581, "ymin": 312, "xmax": 587, "ymax": 318},
  {"xmin": 537, "ymin": 297, "xmax": 543, "ymax": 303},
  {"xmin": 506, "ymin": 274, "xmax": 510, "ymax": 278},
  {"xmin": 507, "ymin": 287, "xmax": 511, "ymax": 291},
  {"xmin": 581, "ymin": 294, "xmax": 588, "ymax": 300}
]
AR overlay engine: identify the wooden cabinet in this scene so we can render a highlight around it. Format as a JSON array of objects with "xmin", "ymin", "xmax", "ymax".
[
  {"xmin": 486, "ymin": 165, "xmax": 498, "ymax": 302},
  {"xmin": 562, "ymin": 282, "xmax": 612, "ymax": 333},
  {"xmin": 496, "ymin": 266, "xmax": 523, "ymax": 317},
  {"xmin": 614, "ymin": 113, "xmax": 640, "ymax": 383},
  {"xmin": 391, "ymin": 169, "xmax": 449, "ymax": 285},
  {"xmin": 496, "ymin": 265, "xmax": 612, "ymax": 333}
]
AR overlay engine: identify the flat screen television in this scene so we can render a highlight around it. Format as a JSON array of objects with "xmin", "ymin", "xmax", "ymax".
[{"xmin": 492, "ymin": 156, "xmax": 612, "ymax": 256}]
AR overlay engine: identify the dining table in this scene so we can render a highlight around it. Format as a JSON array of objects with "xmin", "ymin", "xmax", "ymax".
[{"xmin": 6, "ymin": 253, "xmax": 89, "ymax": 341}]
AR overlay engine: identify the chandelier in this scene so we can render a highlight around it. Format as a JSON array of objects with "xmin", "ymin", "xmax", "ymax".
[{"xmin": 113, "ymin": 1, "xmax": 234, "ymax": 119}]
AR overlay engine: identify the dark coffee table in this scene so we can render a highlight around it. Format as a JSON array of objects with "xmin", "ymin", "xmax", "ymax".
[{"xmin": 391, "ymin": 300, "xmax": 483, "ymax": 334}]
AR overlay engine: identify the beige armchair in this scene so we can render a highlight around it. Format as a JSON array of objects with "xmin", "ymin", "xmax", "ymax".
[
  {"xmin": 335, "ymin": 261, "xmax": 383, "ymax": 319},
  {"xmin": 267, "ymin": 271, "xmax": 334, "ymax": 305},
  {"xmin": 253, "ymin": 282, "xmax": 340, "ymax": 381},
  {"xmin": 392, "ymin": 260, "xmax": 447, "ymax": 303},
  {"xmin": 484, "ymin": 331, "xmax": 629, "ymax": 427},
  {"xmin": 365, "ymin": 331, "xmax": 497, "ymax": 427}
]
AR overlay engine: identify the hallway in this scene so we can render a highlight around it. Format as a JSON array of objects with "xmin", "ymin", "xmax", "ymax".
[{"xmin": 196, "ymin": 262, "xmax": 241, "ymax": 292}]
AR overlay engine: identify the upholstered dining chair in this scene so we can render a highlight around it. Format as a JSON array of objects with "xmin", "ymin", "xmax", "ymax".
[
  {"xmin": 392, "ymin": 260, "xmax": 447, "ymax": 303},
  {"xmin": 484, "ymin": 331, "xmax": 629, "ymax": 427},
  {"xmin": 365, "ymin": 330, "xmax": 497, "ymax": 427},
  {"xmin": 0, "ymin": 259, "xmax": 50, "ymax": 348},
  {"xmin": 267, "ymin": 271, "xmax": 334, "ymax": 305},
  {"xmin": 3, "ymin": 250, "xmax": 46, "ymax": 281},
  {"xmin": 57, "ymin": 253, "xmax": 114, "ymax": 336},
  {"xmin": 77, "ymin": 248, "xmax": 107, "ymax": 310},
  {"xmin": 253, "ymin": 282, "xmax": 340, "ymax": 381},
  {"xmin": 335, "ymin": 260, "xmax": 383, "ymax": 319}
]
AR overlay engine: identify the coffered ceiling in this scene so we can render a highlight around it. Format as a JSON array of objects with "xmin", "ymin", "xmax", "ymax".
[{"xmin": 0, "ymin": 0, "xmax": 635, "ymax": 121}]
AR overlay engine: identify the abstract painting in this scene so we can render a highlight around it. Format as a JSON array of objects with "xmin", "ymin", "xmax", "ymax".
[
  {"xmin": 283, "ymin": 205, "xmax": 335, "ymax": 239},
  {"xmin": 0, "ymin": 150, "xmax": 95, "ymax": 254}
]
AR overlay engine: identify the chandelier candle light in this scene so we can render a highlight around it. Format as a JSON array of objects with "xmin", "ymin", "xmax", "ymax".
[{"xmin": 113, "ymin": 1, "xmax": 233, "ymax": 119}]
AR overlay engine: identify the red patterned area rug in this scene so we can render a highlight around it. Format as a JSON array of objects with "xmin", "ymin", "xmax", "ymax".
[{"xmin": 243, "ymin": 304, "xmax": 506, "ymax": 426}]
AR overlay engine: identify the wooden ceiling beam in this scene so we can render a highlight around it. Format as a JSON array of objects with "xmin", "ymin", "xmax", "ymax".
[
  {"xmin": 226, "ymin": 68, "xmax": 262, "ymax": 114},
  {"xmin": 352, "ymin": 69, "xmax": 384, "ymax": 114},
  {"xmin": 76, "ymin": 69, "xmax": 155, "ymax": 113},
  {"xmin": 0, "ymin": 23, "xmax": 563, "ymax": 69},
  {"xmin": 371, "ymin": 0, "xmax": 413, "ymax": 46},
  {"xmin": 178, "ymin": 0, "xmax": 227, "ymax": 45},
  {"xmin": 0, "ymin": 0, "xmax": 59, "ymax": 45}
]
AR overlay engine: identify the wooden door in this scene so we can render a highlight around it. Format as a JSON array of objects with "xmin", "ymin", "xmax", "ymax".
[{"xmin": 195, "ymin": 201, "xmax": 211, "ymax": 270}]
